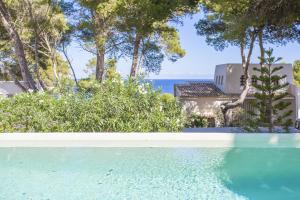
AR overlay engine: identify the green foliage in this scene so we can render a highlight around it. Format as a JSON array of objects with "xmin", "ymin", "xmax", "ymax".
[
  {"xmin": 196, "ymin": 0, "xmax": 253, "ymax": 51},
  {"xmin": 293, "ymin": 60, "xmax": 300, "ymax": 86},
  {"xmin": 0, "ymin": 0, "xmax": 71, "ymax": 86},
  {"xmin": 196, "ymin": 0, "xmax": 300, "ymax": 51},
  {"xmin": 75, "ymin": 0, "xmax": 122, "ymax": 60},
  {"xmin": 0, "ymin": 78, "xmax": 184, "ymax": 132},
  {"xmin": 185, "ymin": 114, "xmax": 209, "ymax": 128},
  {"xmin": 228, "ymin": 107, "xmax": 246, "ymax": 127},
  {"xmin": 84, "ymin": 57, "xmax": 119, "ymax": 80},
  {"xmin": 117, "ymin": 0, "xmax": 196, "ymax": 75},
  {"xmin": 246, "ymin": 49, "xmax": 293, "ymax": 132}
]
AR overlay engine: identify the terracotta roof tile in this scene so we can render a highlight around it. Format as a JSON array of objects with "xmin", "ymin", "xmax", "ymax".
[
  {"xmin": 175, "ymin": 82, "xmax": 227, "ymax": 97},
  {"xmin": 175, "ymin": 82, "xmax": 295, "ymax": 99}
]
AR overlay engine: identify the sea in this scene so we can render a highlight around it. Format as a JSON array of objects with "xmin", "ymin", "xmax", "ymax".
[{"xmin": 146, "ymin": 79, "xmax": 213, "ymax": 94}]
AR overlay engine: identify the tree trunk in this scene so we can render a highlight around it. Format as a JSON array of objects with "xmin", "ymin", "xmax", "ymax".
[
  {"xmin": 27, "ymin": 0, "xmax": 46, "ymax": 91},
  {"xmin": 52, "ymin": 51, "xmax": 59, "ymax": 85},
  {"xmin": 95, "ymin": 47, "xmax": 105, "ymax": 82},
  {"xmin": 34, "ymin": 36, "xmax": 47, "ymax": 90},
  {"xmin": 62, "ymin": 44, "xmax": 79, "ymax": 87},
  {"xmin": 221, "ymin": 30, "xmax": 257, "ymax": 126},
  {"xmin": 258, "ymin": 30, "xmax": 265, "ymax": 64},
  {"xmin": 44, "ymin": 35, "xmax": 59, "ymax": 86},
  {"xmin": 92, "ymin": 11, "xmax": 106, "ymax": 82},
  {"xmin": 267, "ymin": 63, "xmax": 273, "ymax": 132},
  {"xmin": 258, "ymin": 29, "xmax": 268, "ymax": 127},
  {"xmin": 268, "ymin": 95, "xmax": 273, "ymax": 132},
  {"xmin": 0, "ymin": 0, "xmax": 37, "ymax": 91},
  {"xmin": 130, "ymin": 33, "xmax": 142, "ymax": 78},
  {"xmin": 137, "ymin": 44, "xmax": 146, "ymax": 76}
]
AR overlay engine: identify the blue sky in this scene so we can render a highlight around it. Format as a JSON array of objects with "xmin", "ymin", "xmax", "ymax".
[{"xmin": 67, "ymin": 14, "xmax": 300, "ymax": 80}]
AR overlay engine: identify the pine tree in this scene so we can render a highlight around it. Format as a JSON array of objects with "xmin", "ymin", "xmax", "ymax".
[{"xmin": 247, "ymin": 49, "xmax": 293, "ymax": 132}]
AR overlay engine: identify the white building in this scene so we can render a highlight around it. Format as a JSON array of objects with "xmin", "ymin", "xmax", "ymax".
[{"xmin": 175, "ymin": 64, "xmax": 300, "ymax": 126}]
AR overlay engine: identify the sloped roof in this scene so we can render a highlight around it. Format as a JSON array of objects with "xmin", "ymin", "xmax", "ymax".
[
  {"xmin": 175, "ymin": 82, "xmax": 295, "ymax": 99},
  {"xmin": 175, "ymin": 82, "xmax": 227, "ymax": 97}
]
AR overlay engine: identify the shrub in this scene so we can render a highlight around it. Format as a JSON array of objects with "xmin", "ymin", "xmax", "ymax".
[
  {"xmin": 185, "ymin": 113, "xmax": 209, "ymax": 128},
  {"xmin": 227, "ymin": 107, "xmax": 246, "ymax": 127},
  {"xmin": 0, "ymin": 78, "xmax": 184, "ymax": 132}
]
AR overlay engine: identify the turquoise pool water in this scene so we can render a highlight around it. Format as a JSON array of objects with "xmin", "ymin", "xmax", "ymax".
[{"xmin": 0, "ymin": 148, "xmax": 299, "ymax": 200}]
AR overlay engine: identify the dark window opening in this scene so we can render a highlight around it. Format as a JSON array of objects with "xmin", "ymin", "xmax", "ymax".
[
  {"xmin": 251, "ymin": 76, "xmax": 257, "ymax": 85},
  {"xmin": 240, "ymin": 75, "xmax": 245, "ymax": 86}
]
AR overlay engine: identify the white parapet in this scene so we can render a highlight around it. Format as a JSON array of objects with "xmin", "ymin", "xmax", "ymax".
[{"xmin": 0, "ymin": 133, "xmax": 300, "ymax": 148}]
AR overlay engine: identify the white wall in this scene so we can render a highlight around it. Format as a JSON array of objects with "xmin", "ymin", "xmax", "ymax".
[
  {"xmin": 291, "ymin": 84, "xmax": 300, "ymax": 120},
  {"xmin": 223, "ymin": 63, "xmax": 293, "ymax": 94},
  {"xmin": 214, "ymin": 65, "xmax": 227, "ymax": 92}
]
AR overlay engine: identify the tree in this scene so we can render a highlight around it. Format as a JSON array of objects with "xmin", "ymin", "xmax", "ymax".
[
  {"xmin": 196, "ymin": 0, "xmax": 259, "ymax": 125},
  {"xmin": 0, "ymin": 0, "xmax": 37, "ymax": 90},
  {"xmin": 294, "ymin": 60, "xmax": 300, "ymax": 86},
  {"xmin": 57, "ymin": 1, "xmax": 79, "ymax": 87},
  {"xmin": 247, "ymin": 49, "xmax": 293, "ymax": 132},
  {"xmin": 0, "ymin": 0, "xmax": 72, "ymax": 89},
  {"xmin": 118, "ymin": 0, "xmax": 198, "ymax": 78},
  {"xmin": 24, "ymin": 0, "xmax": 76, "ymax": 89},
  {"xmin": 76, "ymin": 0, "xmax": 122, "ymax": 82},
  {"xmin": 0, "ymin": 23, "xmax": 21, "ymax": 81},
  {"xmin": 196, "ymin": 0, "xmax": 300, "ymax": 125},
  {"xmin": 84, "ymin": 57, "xmax": 118, "ymax": 80},
  {"xmin": 39, "ymin": 54, "xmax": 70, "ymax": 87},
  {"xmin": 249, "ymin": 0, "xmax": 300, "ymax": 60}
]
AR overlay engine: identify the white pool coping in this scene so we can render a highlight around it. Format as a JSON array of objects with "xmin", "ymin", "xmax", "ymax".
[{"xmin": 0, "ymin": 133, "xmax": 300, "ymax": 148}]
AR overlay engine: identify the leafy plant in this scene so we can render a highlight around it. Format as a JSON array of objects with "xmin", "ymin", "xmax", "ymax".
[
  {"xmin": 185, "ymin": 114, "xmax": 209, "ymax": 128},
  {"xmin": 0, "ymin": 77, "xmax": 184, "ymax": 132}
]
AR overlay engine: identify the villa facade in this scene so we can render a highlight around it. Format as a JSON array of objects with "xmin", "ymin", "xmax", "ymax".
[{"xmin": 175, "ymin": 64, "xmax": 300, "ymax": 127}]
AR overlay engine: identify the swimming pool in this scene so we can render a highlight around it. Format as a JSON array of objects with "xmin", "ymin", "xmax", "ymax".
[{"xmin": 0, "ymin": 134, "xmax": 300, "ymax": 200}]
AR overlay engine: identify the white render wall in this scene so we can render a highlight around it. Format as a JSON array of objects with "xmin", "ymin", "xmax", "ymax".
[
  {"xmin": 180, "ymin": 97, "xmax": 224, "ymax": 115},
  {"xmin": 291, "ymin": 84, "xmax": 300, "ymax": 119},
  {"xmin": 214, "ymin": 64, "xmax": 293, "ymax": 94},
  {"xmin": 214, "ymin": 65, "xmax": 227, "ymax": 92},
  {"xmin": 180, "ymin": 96, "xmax": 297, "ymax": 123}
]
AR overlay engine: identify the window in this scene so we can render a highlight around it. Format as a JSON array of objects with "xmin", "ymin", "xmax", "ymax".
[
  {"xmin": 240, "ymin": 75, "xmax": 245, "ymax": 86},
  {"xmin": 221, "ymin": 76, "xmax": 223, "ymax": 85},
  {"xmin": 216, "ymin": 76, "xmax": 219, "ymax": 85},
  {"xmin": 251, "ymin": 76, "xmax": 257, "ymax": 85}
]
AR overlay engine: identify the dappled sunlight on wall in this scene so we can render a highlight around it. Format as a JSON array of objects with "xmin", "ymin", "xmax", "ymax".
[{"xmin": 182, "ymin": 98, "xmax": 229, "ymax": 127}]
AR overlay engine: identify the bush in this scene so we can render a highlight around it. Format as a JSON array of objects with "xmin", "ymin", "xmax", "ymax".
[
  {"xmin": 0, "ymin": 78, "xmax": 184, "ymax": 132},
  {"xmin": 185, "ymin": 114, "xmax": 209, "ymax": 128}
]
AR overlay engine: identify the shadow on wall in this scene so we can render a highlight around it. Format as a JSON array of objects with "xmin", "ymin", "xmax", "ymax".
[
  {"xmin": 182, "ymin": 99, "xmax": 225, "ymax": 127},
  {"xmin": 219, "ymin": 134, "xmax": 300, "ymax": 200}
]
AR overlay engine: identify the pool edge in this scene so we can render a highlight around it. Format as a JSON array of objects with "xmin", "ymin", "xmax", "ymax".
[{"xmin": 0, "ymin": 133, "xmax": 300, "ymax": 148}]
